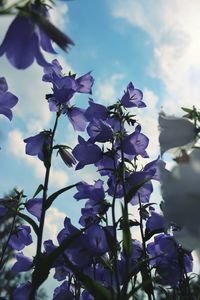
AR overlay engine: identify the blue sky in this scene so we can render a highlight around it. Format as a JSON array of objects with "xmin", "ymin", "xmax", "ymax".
[{"xmin": 1, "ymin": 0, "xmax": 200, "ymax": 296}]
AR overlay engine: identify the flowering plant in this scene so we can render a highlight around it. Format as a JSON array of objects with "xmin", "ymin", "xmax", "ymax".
[{"xmin": 0, "ymin": 1, "xmax": 198, "ymax": 300}]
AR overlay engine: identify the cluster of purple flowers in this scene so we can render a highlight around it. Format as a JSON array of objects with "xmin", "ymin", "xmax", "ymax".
[{"xmin": 0, "ymin": 59, "xmax": 192, "ymax": 300}]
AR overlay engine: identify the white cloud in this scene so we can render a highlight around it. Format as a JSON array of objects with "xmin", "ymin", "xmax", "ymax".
[
  {"xmin": 8, "ymin": 129, "xmax": 69, "ymax": 188},
  {"xmin": 95, "ymin": 73, "xmax": 125, "ymax": 104},
  {"xmin": 112, "ymin": 0, "xmax": 200, "ymax": 115}
]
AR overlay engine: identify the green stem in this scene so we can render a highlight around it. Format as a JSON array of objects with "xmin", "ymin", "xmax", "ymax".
[{"xmin": 30, "ymin": 111, "xmax": 60, "ymax": 298}]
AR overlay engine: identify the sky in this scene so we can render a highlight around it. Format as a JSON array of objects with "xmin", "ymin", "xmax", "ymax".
[{"xmin": 1, "ymin": 0, "xmax": 200, "ymax": 296}]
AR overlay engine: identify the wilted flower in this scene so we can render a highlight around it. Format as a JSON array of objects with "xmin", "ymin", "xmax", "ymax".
[{"xmin": 159, "ymin": 112, "xmax": 196, "ymax": 156}]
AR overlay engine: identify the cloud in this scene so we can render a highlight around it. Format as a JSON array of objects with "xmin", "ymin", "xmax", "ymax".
[
  {"xmin": 95, "ymin": 73, "xmax": 125, "ymax": 104},
  {"xmin": 8, "ymin": 129, "xmax": 69, "ymax": 188},
  {"xmin": 112, "ymin": 0, "xmax": 200, "ymax": 115}
]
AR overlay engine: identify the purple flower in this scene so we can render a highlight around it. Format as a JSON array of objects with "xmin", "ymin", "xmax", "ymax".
[
  {"xmin": 147, "ymin": 234, "xmax": 193, "ymax": 287},
  {"xmin": 25, "ymin": 198, "xmax": 42, "ymax": 221},
  {"xmin": 87, "ymin": 119, "xmax": 113, "ymax": 142},
  {"xmin": 145, "ymin": 210, "xmax": 165, "ymax": 240},
  {"xmin": 0, "ymin": 77, "xmax": 18, "ymax": 120},
  {"xmin": 24, "ymin": 131, "xmax": 51, "ymax": 162},
  {"xmin": 81, "ymin": 290, "xmax": 94, "ymax": 300},
  {"xmin": 76, "ymin": 71, "xmax": 94, "ymax": 94},
  {"xmin": 74, "ymin": 180, "xmax": 105, "ymax": 202},
  {"xmin": 85, "ymin": 225, "xmax": 109, "ymax": 256},
  {"xmin": 0, "ymin": 13, "xmax": 51, "ymax": 69},
  {"xmin": 8, "ymin": 225, "xmax": 32, "ymax": 251},
  {"xmin": 85, "ymin": 99, "xmax": 108, "ymax": 121},
  {"xmin": 12, "ymin": 252, "xmax": 33, "ymax": 273},
  {"xmin": 72, "ymin": 136, "xmax": 102, "ymax": 170},
  {"xmin": 121, "ymin": 82, "xmax": 146, "ymax": 108},
  {"xmin": 67, "ymin": 106, "xmax": 87, "ymax": 131},
  {"xmin": 144, "ymin": 156, "xmax": 166, "ymax": 181},
  {"xmin": 126, "ymin": 170, "xmax": 154, "ymax": 205},
  {"xmin": 43, "ymin": 63, "xmax": 94, "ymax": 112},
  {"xmin": 0, "ymin": 4, "xmax": 74, "ymax": 69},
  {"xmin": 123, "ymin": 125, "xmax": 149, "ymax": 158},
  {"xmin": 53, "ymin": 281, "xmax": 74, "ymax": 300},
  {"xmin": 13, "ymin": 282, "xmax": 33, "ymax": 300}
]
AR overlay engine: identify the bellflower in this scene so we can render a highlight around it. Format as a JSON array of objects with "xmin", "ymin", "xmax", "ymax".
[
  {"xmin": 44, "ymin": 63, "xmax": 94, "ymax": 112},
  {"xmin": 0, "ymin": 10, "xmax": 51, "ymax": 69},
  {"xmin": 74, "ymin": 179, "xmax": 105, "ymax": 202},
  {"xmin": 87, "ymin": 119, "xmax": 113, "ymax": 142},
  {"xmin": 123, "ymin": 125, "xmax": 149, "ymax": 158},
  {"xmin": 53, "ymin": 281, "xmax": 74, "ymax": 300},
  {"xmin": 0, "ymin": 3, "xmax": 74, "ymax": 69},
  {"xmin": 25, "ymin": 198, "xmax": 42, "ymax": 221},
  {"xmin": 0, "ymin": 77, "xmax": 18, "ymax": 120},
  {"xmin": 8, "ymin": 225, "xmax": 32, "ymax": 251},
  {"xmin": 145, "ymin": 209, "xmax": 165, "ymax": 240},
  {"xmin": 85, "ymin": 99, "xmax": 108, "ymax": 122},
  {"xmin": 12, "ymin": 252, "xmax": 33, "ymax": 273},
  {"xmin": 67, "ymin": 106, "xmax": 87, "ymax": 131},
  {"xmin": 13, "ymin": 282, "xmax": 33, "ymax": 300},
  {"xmin": 147, "ymin": 234, "xmax": 193, "ymax": 287},
  {"xmin": 159, "ymin": 112, "xmax": 196, "ymax": 156},
  {"xmin": 72, "ymin": 136, "xmax": 102, "ymax": 170},
  {"xmin": 121, "ymin": 82, "xmax": 146, "ymax": 108},
  {"xmin": 85, "ymin": 225, "xmax": 109, "ymax": 256},
  {"xmin": 24, "ymin": 131, "xmax": 51, "ymax": 162}
]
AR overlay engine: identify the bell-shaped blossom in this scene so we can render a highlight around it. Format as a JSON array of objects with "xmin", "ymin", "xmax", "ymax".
[
  {"xmin": 123, "ymin": 125, "xmax": 149, "ymax": 158},
  {"xmin": 85, "ymin": 225, "xmax": 109, "ymax": 256},
  {"xmin": 147, "ymin": 234, "xmax": 193, "ymax": 287},
  {"xmin": 24, "ymin": 131, "xmax": 51, "ymax": 162},
  {"xmin": 85, "ymin": 99, "xmax": 108, "ymax": 121},
  {"xmin": 76, "ymin": 71, "xmax": 94, "ymax": 94},
  {"xmin": 67, "ymin": 106, "xmax": 87, "ymax": 131},
  {"xmin": 72, "ymin": 136, "xmax": 102, "ymax": 170},
  {"xmin": 8, "ymin": 225, "xmax": 32, "ymax": 251},
  {"xmin": 0, "ymin": 77, "xmax": 18, "ymax": 120},
  {"xmin": 12, "ymin": 252, "xmax": 33, "ymax": 273},
  {"xmin": 43, "ymin": 63, "xmax": 94, "ymax": 111},
  {"xmin": 0, "ymin": 13, "xmax": 51, "ymax": 69},
  {"xmin": 161, "ymin": 149, "xmax": 200, "ymax": 250},
  {"xmin": 80, "ymin": 290, "xmax": 94, "ymax": 300},
  {"xmin": 159, "ymin": 112, "xmax": 196, "ymax": 156},
  {"xmin": 121, "ymin": 240, "xmax": 143, "ymax": 265},
  {"xmin": 58, "ymin": 147, "xmax": 76, "ymax": 167},
  {"xmin": 13, "ymin": 282, "xmax": 33, "ymax": 300},
  {"xmin": 25, "ymin": 198, "xmax": 42, "ymax": 221},
  {"xmin": 121, "ymin": 82, "xmax": 146, "ymax": 108},
  {"xmin": 53, "ymin": 281, "xmax": 74, "ymax": 300},
  {"xmin": 143, "ymin": 156, "xmax": 165, "ymax": 181},
  {"xmin": 87, "ymin": 119, "xmax": 113, "ymax": 142},
  {"xmin": 145, "ymin": 209, "xmax": 165, "ymax": 240},
  {"xmin": 74, "ymin": 180, "xmax": 105, "ymax": 202}
]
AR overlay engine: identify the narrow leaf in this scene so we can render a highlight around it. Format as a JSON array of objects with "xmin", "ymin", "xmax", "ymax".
[
  {"xmin": 45, "ymin": 183, "xmax": 78, "ymax": 210},
  {"xmin": 32, "ymin": 184, "xmax": 44, "ymax": 198}
]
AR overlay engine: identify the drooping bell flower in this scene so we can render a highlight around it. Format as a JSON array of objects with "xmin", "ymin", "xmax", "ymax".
[{"xmin": 0, "ymin": 4, "xmax": 74, "ymax": 69}]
